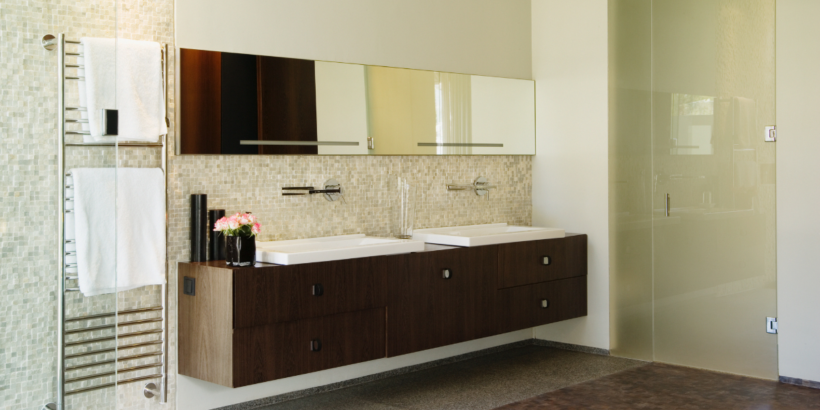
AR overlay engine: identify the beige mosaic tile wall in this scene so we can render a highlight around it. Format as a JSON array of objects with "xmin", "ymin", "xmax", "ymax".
[
  {"xmin": 1, "ymin": 1, "xmax": 531, "ymax": 410},
  {"xmin": 168, "ymin": 155, "xmax": 532, "ymax": 244},
  {"xmin": 0, "ymin": 0, "xmax": 172, "ymax": 409}
]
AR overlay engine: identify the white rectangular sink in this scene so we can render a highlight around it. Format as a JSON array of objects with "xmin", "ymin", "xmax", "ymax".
[
  {"xmin": 256, "ymin": 234, "xmax": 425, "ymax": 265},
  {"xmin": 412, "ymin": 223, "xmax": 565, "ymax": 247}
]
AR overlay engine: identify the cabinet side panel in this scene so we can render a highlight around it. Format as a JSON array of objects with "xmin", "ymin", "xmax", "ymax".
[{"xmin": 179, "ymin": 263, "xmax": 234, "ymax": 387}]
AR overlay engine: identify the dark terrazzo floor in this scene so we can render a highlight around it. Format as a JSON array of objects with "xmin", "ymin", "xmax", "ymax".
[
  {"xmin": 497, "ymin": 362, "xmax": 820, "ymax": 410},
  {"xmin": 252, "ymin": 345, "xmax": 645, "ymax": 410},
  {"xmin": 251, "ymin": 345, "xmax": 820, "ymax": 410}
]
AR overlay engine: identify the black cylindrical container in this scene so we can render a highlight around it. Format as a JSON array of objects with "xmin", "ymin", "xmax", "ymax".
[
  {"xmin": 209, "ymin": 209, "xmax": 226, "ymax": 261},
  {"xmin": 190, "ymin": 194, "xmax": 208, "ymax": 262}
]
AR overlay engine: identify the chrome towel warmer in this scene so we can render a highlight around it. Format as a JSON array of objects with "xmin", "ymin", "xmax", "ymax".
[{"xmin": 42, "ymin": 33, "xmax": 169, "ymax": 409}]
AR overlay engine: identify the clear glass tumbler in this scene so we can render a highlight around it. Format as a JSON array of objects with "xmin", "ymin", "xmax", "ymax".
[{"xmin": 392, "ymin": 176, "xmax": 415, "ymax": 239}]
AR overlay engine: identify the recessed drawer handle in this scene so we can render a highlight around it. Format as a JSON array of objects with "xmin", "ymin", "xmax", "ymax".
[
  {"xmin": 312, "ymin": 283, "xmax": 324, "ymax": 296},
  {"xmin": 541, "ymin": 299, "xmax": 549, "ymax": 309},
  {"xmin": 310, "ymin": 339, "xmax": 322, "ymax": 352},
  {"xmin": 442, "ymin": 269, "xmax": 452, "ymax": 279},
  {"xmin": 542, "ymin": 256, "xmax": 551, "ymax": 266}
]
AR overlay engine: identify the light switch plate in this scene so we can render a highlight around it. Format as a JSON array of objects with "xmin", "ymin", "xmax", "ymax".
[{"xmin": 183, "ymin": 276, "xmax": 196, "ymax": 296}]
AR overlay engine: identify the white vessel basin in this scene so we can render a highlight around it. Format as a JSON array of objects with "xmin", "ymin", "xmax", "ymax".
[
  {"xmin": 412, "ymin": 223, "xmax": 565, "ymax": 247},
  {"xmin": 256, "ymin": 234, "xmax": 425, "ymax": 265}
]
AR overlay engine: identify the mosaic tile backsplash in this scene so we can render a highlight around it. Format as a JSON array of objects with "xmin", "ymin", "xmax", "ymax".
[{"xmin": 1, "ymin": 1, "xmax": 531, "ymax": 410}]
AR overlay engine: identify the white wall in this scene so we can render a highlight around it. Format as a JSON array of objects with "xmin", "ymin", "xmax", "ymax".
[
  {"xmin": 530, "ymin": 0, "xmax": 610, "ymax": 350},
  {"xmin": 176, "ymin": 0, "xmax": 532, "ymax": 79},
  {"xmin": 776, "ymin": 0, "xmax": 820, "ymax": 384}
]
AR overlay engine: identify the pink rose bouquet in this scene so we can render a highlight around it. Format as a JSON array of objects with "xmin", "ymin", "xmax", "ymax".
[{"xmin": 214, "ymin": 213, "xmax": 261, "ymax": 237}]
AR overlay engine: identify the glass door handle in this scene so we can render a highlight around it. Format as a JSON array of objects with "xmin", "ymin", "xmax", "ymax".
[{"xmin": 666, "ymin": 193, "xmax": 671, "ymax": 217}]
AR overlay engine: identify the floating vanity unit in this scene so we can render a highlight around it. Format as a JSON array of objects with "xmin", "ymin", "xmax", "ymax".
[{"xmin": 179, "ymin": 232, "xmax": 588, "ymax": 388}]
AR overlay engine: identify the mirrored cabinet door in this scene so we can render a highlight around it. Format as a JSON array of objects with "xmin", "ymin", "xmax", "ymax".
[{"xmin": 178, "ymin": 48, "xmax": 535, "ymax": 155}]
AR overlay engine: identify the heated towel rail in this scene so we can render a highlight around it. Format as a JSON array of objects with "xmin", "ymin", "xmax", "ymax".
[{"xmin": 42, "ymin": 33, "xmax": 169, "ymax": 410}]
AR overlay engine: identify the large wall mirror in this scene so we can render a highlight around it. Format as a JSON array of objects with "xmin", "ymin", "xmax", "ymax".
[{"xmin": 179, "ymin": 49, "xmax": 535, "ymax": 155}]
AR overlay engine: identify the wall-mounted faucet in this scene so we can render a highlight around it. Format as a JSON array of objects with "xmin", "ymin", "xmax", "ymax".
[
  {"xmin": 447, "ymin": 176, "xmax": 496, "ymax": 196},
  {"xmin": 282, "ymin": 178, "xmax": 343, "ymax": 202}
]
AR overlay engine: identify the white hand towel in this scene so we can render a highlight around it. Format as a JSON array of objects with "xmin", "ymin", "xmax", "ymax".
[
  {"xmin": 79, "ymin": 38, "xmax": 167, "ymax": 142},
  {"xmin": 73, "ymin": 168, "xmax": 166, "ymax": 296}
]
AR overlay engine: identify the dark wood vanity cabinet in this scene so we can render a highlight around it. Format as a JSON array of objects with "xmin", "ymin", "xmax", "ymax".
[
  {"xmin": 497, "ymin": 234, "xmax": 587, "ymax": 289},
  {"xmin": 387, "ymin": 247, "xmax": 498, "ymax": 357},
  {"xmin": 178, "ymin": 261, "xmax": 388, "ymax": 388},
  {"xmin": 180, "ymin": 50, "xmax": 319, "ymax": 155},
  {"xmin": 233, "ymin": 257, "xmax": 387, "ymax": 327},
  {"xmin": 495, "ymin": 235, "xmax": 588, "ymax": 333},
  {"xmin": 233, "ymin": 308, "xmax": 385, "ymax": 387},
  {"xmin": 179, "ymin": 234, "xmax": 588, "ymax": 388},
  {"xmin": 496, "ymin": 276, "xmax": 587, "ymax": 334}
]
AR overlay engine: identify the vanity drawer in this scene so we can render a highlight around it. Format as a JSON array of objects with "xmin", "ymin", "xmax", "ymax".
[
  {"xmin": 233, "ymin": 307, "xmax": 386, "ymax": 387},
  {"xmin": 496, "ymin": 276, "xmax": 587, "ymax": 334},
  {"xmin": 497, "ymin": 234, "xmax": 587, "ymax": 289},
  {"xmin": 234, "ymin": 257, "xmax": 388, "ymax": 328},
  {"xmin": 387, "ymin": 246, "xmax": 497, "ymax": 357}
]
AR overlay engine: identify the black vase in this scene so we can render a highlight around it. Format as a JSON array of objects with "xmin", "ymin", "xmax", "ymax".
[{"xmin": 226, "ymin": 236, "xmax": 256, "ymax": 267}]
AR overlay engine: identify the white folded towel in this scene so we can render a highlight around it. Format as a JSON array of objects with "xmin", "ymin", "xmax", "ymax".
[
  {"xmin": 79, "ymin": 38, "xmax": 167, "ymax": 142},
  {"xmin": 72, "ymin": 168, "xmax": 166, "ymax": 296}
]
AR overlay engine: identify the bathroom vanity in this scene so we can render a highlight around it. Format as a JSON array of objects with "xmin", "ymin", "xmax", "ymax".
[{"xmin": 178, "ymin": 234, "xmax": 587, "ymax": 388}]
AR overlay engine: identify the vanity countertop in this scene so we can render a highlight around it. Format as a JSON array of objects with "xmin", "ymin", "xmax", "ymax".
[{"xmin": 185, "ymin": 243, "xmax": 458, "ymax": 270}]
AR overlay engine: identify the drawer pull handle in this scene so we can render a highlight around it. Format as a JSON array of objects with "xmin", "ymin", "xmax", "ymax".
[
  {"xmin": 312, "ymin": 283, "xmax": 324, "ymax": 296},
  {"xmin": 542, "ymin": 256, "xmax": 551, "ymax": 266},
  {"xmin": 442, "ymin": 269, "xmax": 452, "ymax": 279},
  {"xmin": 541, "ymin": 299, "xmax": 549, "ymax": 309},
  {"xmin": 310, "ymin": 339, "xmax": 322, "ymax": 352}
]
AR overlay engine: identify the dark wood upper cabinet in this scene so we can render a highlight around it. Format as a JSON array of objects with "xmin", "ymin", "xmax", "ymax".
[
  {"xmin": 180, "ymin": 49, "xmax": 221, "ymax": 154},
  {"xmin": 257, "ymin": 56, "xmax": 318, "ymax": 154},
  {"xmin": 178, "ymin": 49, "xmax": 537, "ymax": 156},
  {"xmin": 220, "ymin": 52, "xmax": 259, "ymax": 155},
  {"xmin": 179, "ymin": 50, "xmax": 318, "ymax": 155}
]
